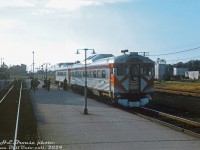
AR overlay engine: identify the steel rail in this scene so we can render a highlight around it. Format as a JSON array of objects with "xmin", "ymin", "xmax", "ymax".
[
  {"xmin": 134, "ymin": 111, "xmax": 200, "ymax": 138},
  {"xmin": 0, "ymin": 85, "xmax": 14, "ymax": 103},
  {"xmin": 13, "ymin": 81, "xmax": 23, "ymax": 150},
  {"xmin": 140, "ymin": 106, "xmax": 200, "ymax": 127}
]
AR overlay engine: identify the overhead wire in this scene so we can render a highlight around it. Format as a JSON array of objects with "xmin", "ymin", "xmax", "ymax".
[
  {"xmin": 168, "ymin": 55, "xmax": 200, "ymax": 62},
  {"xmin": 149, "ymin": 46, "xmax": 200, "ymax": 57}
]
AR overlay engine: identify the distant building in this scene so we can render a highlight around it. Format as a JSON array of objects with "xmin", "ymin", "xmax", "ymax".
[
  {"xmin": 185, "ymin": 71, "xmax": 199, "ymax": 79},
  {"xmin": 21, "ymin": 64, "xmax": 27, "ymax": 73},
  {"xmin": 173, "ymin": 68, "xmax": 188, "ymax": 76},
  {"xmin": 155, "ymin": 58, "xmax": 166, "ymax": 80}
]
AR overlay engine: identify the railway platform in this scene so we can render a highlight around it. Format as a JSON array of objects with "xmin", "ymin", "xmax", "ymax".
[{"xmin": 27, "ymin": 80, "xmax": 200, "ymax": 150}]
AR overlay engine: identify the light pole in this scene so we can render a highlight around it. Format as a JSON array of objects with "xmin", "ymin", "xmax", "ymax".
[
  {"xmin": 42, "ymin": 63, "xmax": 50, "ymax": 79},
  {"xmin": 0, "ymin": 58, "xmax": 4, "ymax": 68},
  {"xmin": 76, "ymin": 48, "xmax": 96, "ymax": 115}
]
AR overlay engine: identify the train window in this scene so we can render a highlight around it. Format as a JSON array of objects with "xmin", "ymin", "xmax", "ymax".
[
  {"xmin": 87, "ymin": 71, "xmax": 89, "ymax": 77},
  {"xmin": 83, "ymin": 71, "xmax": 85, "ymax": 77},
  {"xmin": 97, "ymin": 70, "xmax": 102, "ymax": 78},
  {"xmin": 79, "ymin": 71, "xmax": 82, "ymax": 78},
  {"xmin": 89, "ymin": 71, "xmax": 92, "ymax": 78},
  {"xmin": 102, "ymin": 70, "xmax": 106, "ymax": 78},
  {"xmin": 71, "ymin": 71, "xmax": 74, "ymax": 77},
  {"xmin": 117, "ymin": 64, "xmax": 126, "ymax": 76},
  {"xmin": 93, "ymin": 70, "xmax": 97, "ymax": 78}
]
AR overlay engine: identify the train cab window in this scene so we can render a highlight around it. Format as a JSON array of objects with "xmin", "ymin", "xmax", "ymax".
[
  {"xmin": 97, "ymin": 70, "xmax": 102, "ymax": 78},
  {"xmin": 117, "ymin": 64, "xmax": 126, "ymax": 76},
  {"xmin": 143, "ymin": 65, "xmax": 153, "ymax": 76},
  {"xmin": 102, "ymin": 70, "xmax": 106, "ymax": 78},
  {"xmin": 93, "ymin": 70, "xmax": 97, "ymax": 78}
]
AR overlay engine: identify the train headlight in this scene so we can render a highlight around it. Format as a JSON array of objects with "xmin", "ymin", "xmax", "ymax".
[
  {"xmin": 145, "ymin": 94, "xmax": 152, "ymax": 101},
  {"xmin": 116, "ymin": 94, "xmax": 121, "ymax": 98}
]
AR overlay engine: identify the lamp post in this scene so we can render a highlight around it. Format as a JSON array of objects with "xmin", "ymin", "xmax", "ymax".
[
  {"xmin": 76, "ymin": 48, "xmax": 96, "ymax": 115},
  {"xmin": 42, "ymin": 63, "xmax": 50, "ymax": 79}
]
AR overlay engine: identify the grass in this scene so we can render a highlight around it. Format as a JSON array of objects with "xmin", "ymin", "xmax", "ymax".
[{"xmin": 155, "ymin": 80, "xmax": 200, "ymax": 92}]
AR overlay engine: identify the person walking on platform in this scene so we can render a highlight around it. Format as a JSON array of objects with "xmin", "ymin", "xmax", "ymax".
[
  {"xmin": 63, "ymin": 77, "xmax": 67, "ymax": 91},
  {"xmin": 34, "ymin": 78, "xmax": 40, "ymax": 90},
  {"xmin": 47, "ymin": 78, "xmax": 51, "ymax": 91},
  {"xmin": 29, "ymin": 79, "xmax": 36, "ymax": 92}
]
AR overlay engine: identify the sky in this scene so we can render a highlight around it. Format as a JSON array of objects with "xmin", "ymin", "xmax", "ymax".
[{"xmin": 0, "ymin": 0, "xmax": 200, "ymax": 71}]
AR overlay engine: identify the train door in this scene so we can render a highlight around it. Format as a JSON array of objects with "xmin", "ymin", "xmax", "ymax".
[{"xmin": 129, "ymin": 65, "xmax": 140, "ymax": 92}]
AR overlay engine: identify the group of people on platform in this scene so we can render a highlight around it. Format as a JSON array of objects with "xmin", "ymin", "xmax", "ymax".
[
  {"xmin": 56, "ymin": 77, "xmax": 68, "ymax": 91},
  {"xmin": 30, "ymin": 77, "xmax": 68, "ymax": 92},
  {"xmin": 29, "ymin": 78, "xmax": 40, "ymax": 92}
]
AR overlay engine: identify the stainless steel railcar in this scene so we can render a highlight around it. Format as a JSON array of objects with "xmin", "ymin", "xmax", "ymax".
[{"xmin": 55, "ymin": 52, "xmax": 155, "ymax": 107}]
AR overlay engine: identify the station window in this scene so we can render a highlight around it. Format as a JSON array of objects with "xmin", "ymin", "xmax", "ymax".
[{"xmin": 117, "ymin": 64, "xmax": 126, "ymax": 76}]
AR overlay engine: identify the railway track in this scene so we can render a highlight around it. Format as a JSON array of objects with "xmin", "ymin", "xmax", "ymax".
[
  {"xmin": 0, "ymin": 80, "xmax": 38, "ymax": 149},
  {"xmin": 156, "ymin": 87, "xmax": 200, "ymax": 97},
  {"xmin": 129, "ymin": 106, "xmax": 200, "ymax": 138},
  {"xmin": 87, "ymin": 93, "xmax": 200, "ymax": 138}
]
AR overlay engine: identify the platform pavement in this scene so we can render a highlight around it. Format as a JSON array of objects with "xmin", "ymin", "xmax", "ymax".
[{"xmin": 27, "ymin": 80, "xmax": 200, "ymax": 150}]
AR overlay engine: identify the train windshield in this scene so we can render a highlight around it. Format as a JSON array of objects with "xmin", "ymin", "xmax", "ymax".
[{"xmin": 142, "ymin": 65, "xmax": 154, "ymax": 76}]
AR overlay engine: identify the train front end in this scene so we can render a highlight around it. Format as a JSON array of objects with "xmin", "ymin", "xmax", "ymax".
[{"xmin": 111, "ymin": 52, "xmax": 154, "ymax": 107}]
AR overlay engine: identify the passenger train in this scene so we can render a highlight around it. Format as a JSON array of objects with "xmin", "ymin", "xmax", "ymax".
[{"xmin": 55, "ymin": 52, "xmax": 155, "ymax": 107}]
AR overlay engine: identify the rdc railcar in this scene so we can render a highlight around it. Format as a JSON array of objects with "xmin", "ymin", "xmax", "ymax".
[{"xmin": 55, "ymin": 52, "xmax": 154, "ymax": 107}]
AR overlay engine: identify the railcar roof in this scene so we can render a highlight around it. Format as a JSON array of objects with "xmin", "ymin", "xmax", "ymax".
[
  {"xmin": 115, "ymin": 53, "xmax": 154, "ymax": 64},
  {"xmin": 70, "ymin": 52, "xmax": 154, "ymax": 69}
]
